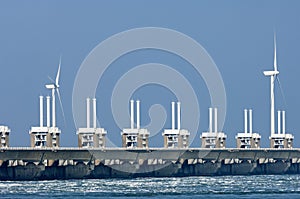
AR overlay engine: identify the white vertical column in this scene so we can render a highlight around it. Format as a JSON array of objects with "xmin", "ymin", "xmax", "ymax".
[
  {"xmin": 52, "ymin": 88, "xmax": 56, "ymax": 128},
  {"xmin": 282, "ymin": 111, "xmax": 286, "ymax": 135},
  {"xmin": 270, "ymin": 76, "xmax": 275, "ymax": 136},
  {"xmin": 39, "ymin": 96, "xmax": 44, "ymax": 127},
  {"xmin": 177, "ymin": 102, "xmax": 181, "ymax": 130},
  {"xmin": 209, "ymin": 108, "xmax": 213, "ymax": 133},
  {"xmin": 214, "ymin": 108, "xmax": 218, "ymax": 133},
  {"xmin": 278, "ymin": 110, "xmax": 281, "ymax": 134},
  {"xmin": 46, "ymin": 96, "xmax": 50, "ymax": 128},
  {"xmin": 244, "ymin": 109, "xmax": 248, "ymax": 134},
  {"xmin": 249, "ymin": 109, "xmax": 253, "ymax": 134},
  {"xmin": 86, "ymin": 98, "xmax": 90, "ymax": 128},
  {"xmin": 171, "ymin": 102, "xmax": 175, "ymax": 130},
  {"xmin": 93, "ymin": 98, "xmax": 97, "ymax": 128},
  {"xmin": 136, "ymin": 100, "xmax": 140, "ymax": 129},
  {"xmin": 130, "ymin": 100, "xmax": 134, "ymax": 129}
]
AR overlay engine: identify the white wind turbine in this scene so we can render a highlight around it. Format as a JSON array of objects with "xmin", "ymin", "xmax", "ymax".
[
  {"xmin": 45, "ymin": 58, "xmax": 65, "ymax": 128},
  {"xmin": 263, "ymin": 34, "xmax": 279, "ymax": 137}
]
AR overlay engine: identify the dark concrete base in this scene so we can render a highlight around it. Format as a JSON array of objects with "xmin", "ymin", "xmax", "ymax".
[
  {"xmin": 1, "ymin": 148, "xmax": 300, "ymax": 180},
  {"xmin": 0, "ymin": 161, "xmax": 299, "ymax": 180}
]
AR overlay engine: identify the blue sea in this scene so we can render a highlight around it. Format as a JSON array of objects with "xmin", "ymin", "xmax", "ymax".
[{"xmin": 1, "ymin": 175, "xmax": 300, "ymax": 198}]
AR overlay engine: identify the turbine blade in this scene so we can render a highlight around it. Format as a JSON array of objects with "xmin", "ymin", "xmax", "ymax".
[
  {"xmin": 274, "ymin": 33, "xmax": 278, "ymax": 71},
  {"xmin": 55, "ymin": 57, "xmax": 61, "ymax": 86},
  {"xmin": 56, "ymin": 88, "xmax": 66, "ymax": 126},
  {"xmin": 48, "ymin": 76, "xmax": 55, "ymax": 84},
  {"xmin": 276, "ymin": 76, "xmax": 287, "ymax": 108}
]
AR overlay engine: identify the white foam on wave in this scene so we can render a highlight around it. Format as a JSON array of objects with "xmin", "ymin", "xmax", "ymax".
[{"xmin": 1, "ymin": 175, "xmax": 300, "ymax": 196}]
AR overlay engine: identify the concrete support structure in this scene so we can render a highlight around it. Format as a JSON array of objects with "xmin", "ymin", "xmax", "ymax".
[
  {"xmin": 121, "ymin": 100, "xmax": 150, "ymax": 148},
  {"xmin": 162, "ymin": 102, "xmax": 190, "ymax": 148},
  {"xmin": 39, "ymin": 96, "xmax": 43, "ymax": 127},
  {"xmin": 172, "ymin": 101, "xmax": 175, "ymax": 130},
  {"xmin": 249, "ymin": 109, "xmax": 253, "ymax": 134},
  {"xmin": 30, "ymin": 95, "xmax": 61, "ymax": 148},
  {"xmin": 48, "ymin": 91, "xmax": 61, "ymax": 148},
  {"xmin": 200, "ymin": 108, "xmax": 227, "ymax": 148},
  {"xmin": 209, "ymin": 106, "xmax": 213, "ymax": 133},
  {"xmin": 236, "ymin": 109, "xmax": 261, "ymax": 148},
  {"xmin": 136, "ymin": 100, "xmax": 140, "ymax": 129},
  {"xmin": 93, "ymin": 98, "xmax": 97, "ymax": 129},
  {"xmin": 47, "ymin": 130, "xmax": 60, "ymax": 148},
  {"xmin": 0, "ymin": 126, "xmax": 11, "ymax": 147},
  {"xmin": 77, "ymin": 98, "xmax": 107, "ymax": 148},
  {"xmin": 46, "ymin": 96, "xmax": 50, "ymax": 128},
  {"xmin": 130, "ymin": 100, "xmax": 134, "ymax": 129},
  {"xmin": 86, "ymin": 98, "xmax": 90, "ymax": 128},
  {"xmin": 29, "ymin": 128, "xmax": 60, "ymax": 148},
  {"xmin": 51, "ymin": 88, "xmax": 56, "ymax": 128},
  {"xmin": 177, "ymin": 102, "xmax": 181, "ymax": 130},
  {"xmin": 270, "ymin": 110, "xmax": 294, "ymax": 148},
  {"xmin": 2, "ymin": 148, "xmax": 300, "ymax": 180}
]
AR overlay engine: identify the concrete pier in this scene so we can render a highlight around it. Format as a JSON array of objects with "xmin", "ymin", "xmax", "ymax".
[{"xmin": 0, "ymin": 148, "xmax": 300, "ymax": 180}]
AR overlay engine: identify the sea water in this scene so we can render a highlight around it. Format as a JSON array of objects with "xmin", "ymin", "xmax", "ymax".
[{"xmin": 0, "ymin": 175, "xmax": 300, "ymax": 198}]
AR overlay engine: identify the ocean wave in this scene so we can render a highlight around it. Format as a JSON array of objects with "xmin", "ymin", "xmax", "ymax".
[{"xmin": 0, "ymin": 175, "xmax": 300, "ymax": 198}]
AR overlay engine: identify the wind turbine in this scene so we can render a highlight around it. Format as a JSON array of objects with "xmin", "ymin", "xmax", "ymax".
[
  {"xmin": 45, "ymin": 58, "xmax": 65, "ymax": 128},
  {"xmin": 263, "ymin": 34, "xmax": 279, "ymax": 136}
]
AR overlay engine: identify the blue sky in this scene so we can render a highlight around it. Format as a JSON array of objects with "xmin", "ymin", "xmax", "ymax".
[{"xmin": 0, "ymin": 0, "xmax": 300, "ymax": 147}]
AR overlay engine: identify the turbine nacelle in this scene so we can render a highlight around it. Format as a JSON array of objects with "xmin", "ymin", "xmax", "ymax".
[
  {"xmin": 263, "ymin": 70, "xmax": 279, "ymax": 76},
  {"xmin": 45, "ymin": 84, "xmax": 56, "ymax": 89}
]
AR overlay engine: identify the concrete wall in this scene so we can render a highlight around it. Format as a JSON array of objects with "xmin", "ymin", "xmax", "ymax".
[
  {"xmin": 236, "ymin": 138, "xmax": 260, "ymax": 148},
  {"xmin": 178, "ymin": 135, "xmax": 189, "ymax": 148},
  {"xmin": 285, "ymin": 138, "xmax": 293, "ymax": 148},
  {"xmin": 137, "ymin": 134, "xmax": 149, "ymax": 148},
  {"xmin": 93, "ymin": 134, "xmax": 99, "ymax": 148},
  {"xmin": 216, "ymin": 138, "xmax": 226, "ymax": 148},
  {"xmin": 251, "ymin": 137, "xmax": 260, "ymax": 148},
  {"xmin": 78, "ymin": 135, "xmax": 83, "ymax": 148},
  {"xmin": 30, "ymin": 134, "xmax": 35, "ymax": 147},
  {"xmin": 0, "ymin": 148, "xmax": 300, "ymax": 180},
  {"xmin": 201, "ymin": 138, "xmax": 207, "ymax": 148},
  {"xmin": 122, "ymin": 134, "xmax": 127, "ymax": 148},
  {"xmin": 0, "ymin": 159, "xmax": 299, "ymax": 180},
  {"xmin": 163, "ymin": 136, "xmax": 168, "ymax": 148}
]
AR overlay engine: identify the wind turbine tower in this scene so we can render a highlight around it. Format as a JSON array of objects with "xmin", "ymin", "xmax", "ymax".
[
  {"xmin": 45, "ymin": 59, "xmax": 63, "ymax": 147},
  {"xmin": 264, "ymin": 35, "xmax": 294, "ymax": 148},
  {"xmin": 29, "ymin": 59, "xmax": 63, "ymax": 148}
]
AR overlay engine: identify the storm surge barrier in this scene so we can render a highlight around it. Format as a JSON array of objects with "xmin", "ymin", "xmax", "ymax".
[{"xmin": 0, "ymin": 148, "xmax": 300, "ymax": 180}]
